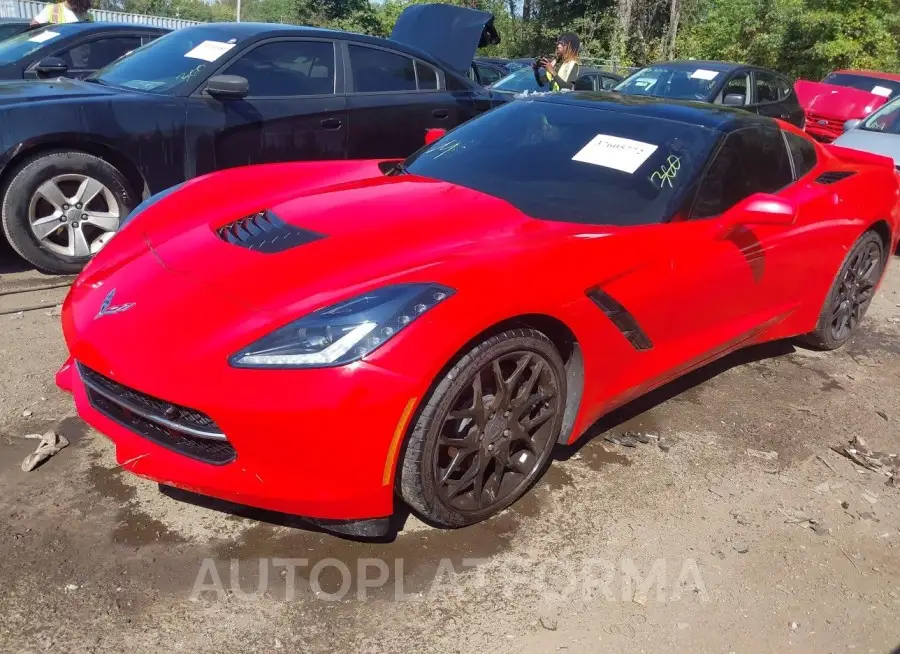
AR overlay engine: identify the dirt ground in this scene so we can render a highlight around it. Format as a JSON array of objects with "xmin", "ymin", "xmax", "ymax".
[{"xmin": 1, "ymin": 240, "xmax": 899, "ymax": 654}]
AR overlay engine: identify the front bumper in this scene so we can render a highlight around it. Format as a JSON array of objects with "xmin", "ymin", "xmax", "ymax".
[{"xmin": 56, "ymin": 351, "xmax": 422, "ymax": 527}]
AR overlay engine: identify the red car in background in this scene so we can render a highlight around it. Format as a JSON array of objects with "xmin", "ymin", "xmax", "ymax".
[{"xmin": 796, "ymin": 70, "xmax": 900, "ymax": 142}]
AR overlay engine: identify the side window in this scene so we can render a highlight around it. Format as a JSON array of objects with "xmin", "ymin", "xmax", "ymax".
[
  {"xmin": 784, "ymin": 131, "xmax": 817, "ymax": 179},
  {"xmin": 692, "ymin": 126, "xmax": 794, "ymax": 219},
  {"xmin": 416, "ymin": 61, "xmax": 438, "ymax": 90},
  {"xmin": 349, "ymin": 44, "xmax": 416, "ymax": 93},
  {"xmin": 573, "ymin": 75, "xmax": 594, "ymax": 91},
  {"xmin": 776, "ymin": 77, "xmax": 792, "ymax": 100},
  {"xmin": 57, "ymin": 36, "xmax": 142, "ymax": 70},
  {"xmin": 718, "ymin": 72, "xmax": 750, "ymax": 104},
  {"xmin": 600, "ymin": 75, "xmax": 619, "ymax": 90},
  {"xmin": 467, "ymin": 64, "xmax": 477, "ymax": 82},
  {"xmin": 479, "ymin": 65, "xmax": 503, "ymax": 86},
  {"xmin": 755, "ymin": 71, "xmax": 779, "ymax": 104},
  {"xmin": 220, "ymin": 40, "xmax": 335, "ymax": 97}
]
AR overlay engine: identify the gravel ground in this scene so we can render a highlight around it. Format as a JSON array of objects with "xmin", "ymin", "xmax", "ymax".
[{"xmin": 1, "ymin": 241, "xmax": 898, "ymax": 654}]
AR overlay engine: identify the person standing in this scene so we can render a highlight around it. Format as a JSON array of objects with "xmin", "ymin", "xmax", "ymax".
[
  {"xmin": 31, "ymin": 0, "xmax": 92, "ymax": 25},
  {"xmin": 535, "ymin": 32, "xmax": 581, "ymax": 91}
]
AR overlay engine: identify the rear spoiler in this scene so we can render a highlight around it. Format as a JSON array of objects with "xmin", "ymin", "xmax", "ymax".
[{"xmin": 824, "ymin": 143, "xmax": 896, "ymax": 169}]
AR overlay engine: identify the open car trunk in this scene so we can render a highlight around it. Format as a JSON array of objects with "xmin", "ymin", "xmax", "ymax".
[{"xmin": 390, "ymin": 3, "xmax": 500, "ymax": 77}]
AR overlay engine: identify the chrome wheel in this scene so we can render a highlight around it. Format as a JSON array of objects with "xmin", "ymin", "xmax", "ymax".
[
  {"xmin": 433, "ymin": 351, "xmax": 562, "ymax": 516},
  {"xmin": 28, "ymin": 174, "xmax": 120, "ymax": 258},
  {"xmin": 830, "ymin": 240, "xmax": 880, "ymax": 341}
]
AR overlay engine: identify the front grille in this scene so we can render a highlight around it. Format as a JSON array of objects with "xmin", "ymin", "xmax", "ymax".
[
  {"xmin": 78, "ymin": 363, "xmax": 235, "ymax": 465},
  {"xmin": 216, "ymin": 209, "xmax": 324, "ymax": 253},
  {"xmin": 805, "ymin": 112, "xmax": 843, "ymax": 141}
]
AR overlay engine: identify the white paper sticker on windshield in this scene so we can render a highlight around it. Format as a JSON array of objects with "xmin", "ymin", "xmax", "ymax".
[
  {"xmin": 572, "ymin": 134, "xmax": 658, "ymax": 174},
  {"xmin": 872, "ymin": 85, "xmax": 892, "ymax": 97},
  {"xmin": 690, "ymin": 69, "xmax": 719, "ymax": 81},
  {"xmin": 184, "ymin": 40, "xmax": 235, "ymax": 62},
  {"xmin": 29, "ymin": 31, "xmax": 60, "ymax": 43}
]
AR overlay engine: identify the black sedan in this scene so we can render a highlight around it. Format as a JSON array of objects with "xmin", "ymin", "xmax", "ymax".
[
  {"xmin": 0, "ymin": 7, "xmax": 507, "ymax": 274},
  {"xmin": 614, "ymin": 60, "xmax": 805, "ymax": 127},
  {"xmin": 0, "ymin": 22, "xmax": 168, "ymax": 80}
]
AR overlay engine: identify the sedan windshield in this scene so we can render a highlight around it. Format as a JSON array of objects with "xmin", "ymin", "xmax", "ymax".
[
  {"xmin": 822, "ymin": 72, "xmax": 900, "ymax": 100},
  {"xmin": 860, "ymin": 97, "xmax": 900, "ymax": 134},
  {"xmin": 0, "ymin": 24, "xmax": 78, "ymax": 65},
  {"xmin": 404, "ymin": 99, "xmax": 720, "ymax": 225},
  {"xmin": 91, "ymin": 27, "xmax": 246, "ymax": 94},
  {"xmin": 614, "ymin": 65, "xmax": 721, "ymax": 101}
]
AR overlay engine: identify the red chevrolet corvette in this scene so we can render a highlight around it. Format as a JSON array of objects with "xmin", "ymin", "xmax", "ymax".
[{"xmin": 56, "ymin": 93, "xmax": 899, "ymax": 537}]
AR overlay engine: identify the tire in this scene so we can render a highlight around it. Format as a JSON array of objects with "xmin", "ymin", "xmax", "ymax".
[
  {"xmin": 399, "ymin": 328, "xmax": 567, "ymax": 528},
  {"xmin": 1, "ymin": 151, "xmax": 136, "ymax": 275},
  {"xmin": 799, "ymin": 230, "xmax": 885, "ymax": 350}
]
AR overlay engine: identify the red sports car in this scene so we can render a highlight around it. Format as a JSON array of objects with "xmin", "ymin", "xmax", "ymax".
[{"xmin": 56, "ymin": 94, "xmax": 899, "ymax": 537}]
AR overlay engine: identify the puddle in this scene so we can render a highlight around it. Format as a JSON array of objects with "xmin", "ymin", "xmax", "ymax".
[{"xmin": 113, "ymin": 510, "xmax": 185, "ymax": 546}]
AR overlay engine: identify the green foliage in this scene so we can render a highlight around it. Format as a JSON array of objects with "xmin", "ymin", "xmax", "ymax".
[{"xmin": 117, "ymin": 0, "xmax": 900, "ymax": 80}]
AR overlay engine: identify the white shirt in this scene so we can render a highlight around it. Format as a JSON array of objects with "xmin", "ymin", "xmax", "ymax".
[{"xmin": 33, "ymin": 3, "xmax": 81, "ymax": 24}]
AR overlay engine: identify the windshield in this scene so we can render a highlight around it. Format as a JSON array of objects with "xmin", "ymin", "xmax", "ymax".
[
  {"xmin": 403, "ymin": 100, "xmax": 719, "ymax": 225},
  {"xmin": 0, "ymin": 24, "xmax": 77, "ymax": 65},
  {"xmin": 92, "ymin": 27, "xmax": 245, "ymax": 94},
  {"xmin": 0, "ymin": 23, "xmax": 27, "ymax": 42},
  {"xmin": 614, "ymin": 65, "xmax": 721, "ymax": 101},
  {"xmin": 822, "ymin": 72, "xmax": 900, "ymax": 100},
  {"xmin": 491, "ymin": 67, "xmax": 542, "ymax": 93},
  {"xmin": 860, "ymin": 97, "xmax": 900, "ymax": 134}
]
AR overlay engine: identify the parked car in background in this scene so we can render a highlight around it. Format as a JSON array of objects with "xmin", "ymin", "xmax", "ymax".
[
  {"xmin": 0, "ymin": 6, "xmax": 507, "ymax": 274},
  {"xmin": 0, "ymin": 18, "xmax": 29, "ymax": 42},
  {"xmin": 490, "ymin": 65, "xmax": 622, "ymax": 95},
  {"xmin": 834, "ymin": 95, "xmax": 900, "ymax": 167},
  {"xmin": 470, "ymin": 57, "xmax": 509, "ymax": 86},
  {"xmin": 795, "ymin": 70, "xmax": 900, "ymax": 142},
  {"xmin": 0, "ymin": 22, "xmax": 167, "ymax": 80},
  {"xmin": 614, "ymin": 60, "xmax": 805, "ymax": 127}
]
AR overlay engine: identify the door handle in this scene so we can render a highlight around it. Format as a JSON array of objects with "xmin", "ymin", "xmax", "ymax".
[
  {"xmin": 320, "ymin": 118, "xmax": 342, "ymax": 130},
  {"xmin": 432, "ymin": 109, "xmax": 449, "ymax": 119}
]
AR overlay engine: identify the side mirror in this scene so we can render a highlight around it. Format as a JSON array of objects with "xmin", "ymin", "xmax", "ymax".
[
  {"xmin": 425, "ymin": 128, "xmax": 446, "ymax": 145},
  {"xmin": 206, "ymin": 75, "xmax": 249, "ymax": 99},
  {"xmin": 727, "ymin": 192, "xmax": 798, "ymax": 226},
  {"xmin": 843, "ymin": 118, "xmax": 862, "ymax": 132},
  {"xmin": 723, "ymin": 93, "xmax": 745, "ymax": 106},
  {"xmin": 34, "ymin": 57, "xmax": 68, "ymax": 77}
]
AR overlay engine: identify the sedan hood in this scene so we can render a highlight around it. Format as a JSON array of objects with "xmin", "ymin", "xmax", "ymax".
[
  {"xmin": 795, "ymin": 79, "xmax": 887, "ymax": 121},
  {"xmin": 0, "ymin": 77, "xmax": 120, "ymax": 106},
  {"xmin": 833, "ymin": 129, "xmax": 900, "ymax": 166},
  {"xmin": 390, "ymin": 3, "xmax": 500, "ymax": 76},
  {"xmin": 110, "ymin": 161, "xmax": 536, "ymax": 314}
]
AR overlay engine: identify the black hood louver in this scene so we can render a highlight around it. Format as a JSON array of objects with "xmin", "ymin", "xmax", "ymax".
[
  {"xmin": 216, "ymin": 209, "xmax": 324, "ymax": 253},
  {"xmin": 815, "ymin": 170, "xmax": 856, "ymax": 185}
]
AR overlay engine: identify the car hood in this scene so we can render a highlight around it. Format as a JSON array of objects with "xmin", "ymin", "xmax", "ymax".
[
  {"xmin": 390, "ymin": 3, "xmax": 500, "ymax": 76},
  {"xmin": 0, "ymin": 77, "xmax": 121, "ymax": 106},
  {"xmin": 833, "ymin": 129, "xmax": 900, "ymax": 166},
  {"xmin": 794, "ymin": 80, "xmax": 887, "ymax": 120},
  {"xmin": 83, "ymin": 160, "xmax": 539, "ymax": 315}
]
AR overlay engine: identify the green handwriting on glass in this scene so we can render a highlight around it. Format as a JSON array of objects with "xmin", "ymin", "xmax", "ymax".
[{"xmin": 650, "ymin": 155, "xmax": 681, "ymax": 188}]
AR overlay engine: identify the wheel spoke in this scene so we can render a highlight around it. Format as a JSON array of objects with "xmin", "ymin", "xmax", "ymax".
[
  {"xmin": 521, "ymin": 406, "xmax": 555, "ymax": 432},
  {"xmin": 31, "ymin": 214, "xmax": 63, "ymax": 241},
  {"xmin": 68, "ymin": 224, "xmax": 91, "ymax": 257},
  {"xmin": 84, "ymin": 210, "xmax": 119, "ymax": 232},
  {"xmin": 75, "ymin": 177, "xmax": 105, "ymax": 206},
  {"xmin": 36, "ymin": 180, "xmax": 69, "ymax": 210}
]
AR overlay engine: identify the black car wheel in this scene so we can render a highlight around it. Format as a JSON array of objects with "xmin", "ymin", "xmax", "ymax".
[
  {"xmin": 399, "ymin": 328, "xmax": 566, "ymax": 527},
  {"xmin": 1, "ymin": 151, "xmax": 136, "ymax": 275},
  {"xmin": 800, "ymin": 229, "xmax": 885, "ymax": 350}
]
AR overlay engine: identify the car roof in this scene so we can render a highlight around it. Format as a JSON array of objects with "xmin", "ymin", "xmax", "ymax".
[
  {"xmin": 177, "ymin": 21, "xmax": 455, "ymax": 73},
  {"xmin": 532, "ymin": 91, "xmax": 774, "ymax": 132},
  {"xmin": 638, "ymin": 59, "xmax": 786, "ymax": 75},
  {"xmin": 0, "ymin": 17, "xmax": 28, "ymax": 24},
  {"xmin": 37, "ymin": 21, "xmax": 169, "ymax": 33},
  {"xmin": 832, "ymin": 69, "xmax": 900, "ymax": 83}
]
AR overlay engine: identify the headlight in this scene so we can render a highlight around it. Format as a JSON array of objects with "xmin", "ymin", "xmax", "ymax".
[{"xmin": 230, "ymin": 283, "xmax": 454, "ymax": 369}]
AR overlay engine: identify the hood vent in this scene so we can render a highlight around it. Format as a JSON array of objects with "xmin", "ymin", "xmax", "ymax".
[
  {"xmin": 815, "ymin": 170, "xmax": 856, "ymax": 185},
  {"xmin": 216, "ymin": 210, "xmax": 324, "ymax": 253}
]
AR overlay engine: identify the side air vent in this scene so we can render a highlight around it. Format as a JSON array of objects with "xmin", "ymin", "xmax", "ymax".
[
  {"xmin": 815, "ymin": 170, "xmax": 856, "ymax": 185},
  {"xmin": 586, "ymin": 288, "xmax": 653, "ymax": 351},
  {"xmin": 216, "ymin": 209, "xmax": 324, "ymax": 253}
]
